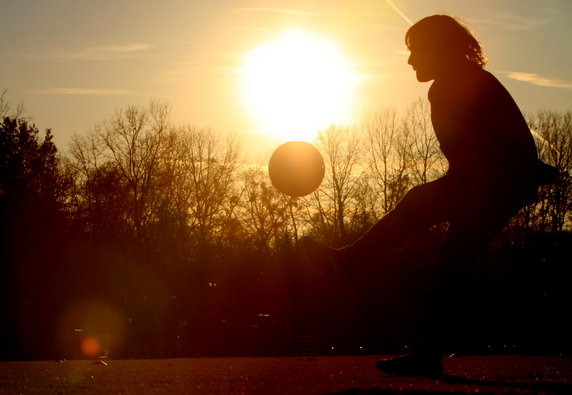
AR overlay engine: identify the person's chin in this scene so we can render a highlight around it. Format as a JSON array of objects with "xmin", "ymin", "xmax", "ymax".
[{"xmin": 416, "ymin": 72, "xmax": 433, "ymax": 82}]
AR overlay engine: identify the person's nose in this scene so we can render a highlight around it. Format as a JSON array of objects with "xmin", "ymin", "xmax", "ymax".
[{"xmin": 407, "ymin": 53, "xmax": 413, "ymax": 66}]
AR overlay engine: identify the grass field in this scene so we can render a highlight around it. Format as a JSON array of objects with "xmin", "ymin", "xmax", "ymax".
[{"xmin": 1, "ymin": 355, "xmax": 571, "ymax": 394}]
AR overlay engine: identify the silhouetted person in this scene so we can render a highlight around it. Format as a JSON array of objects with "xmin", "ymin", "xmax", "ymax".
[{"xmin": 302, "ymin": 14, "xmax": 557, "ymax": 377}]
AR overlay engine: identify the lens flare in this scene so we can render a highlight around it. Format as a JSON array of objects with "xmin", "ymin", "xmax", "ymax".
[
  {"xmin": 81, "ymin": 336, "xmax": 101, "ymax": 358},
  {"xmin": 58, "ymin": 299, "xmax": 126, "ymax": 359}
]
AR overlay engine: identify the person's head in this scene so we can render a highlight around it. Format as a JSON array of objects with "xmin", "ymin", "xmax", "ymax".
[{"xmin": 405, "ymin": 15, "xmax": 486, "ymax": 82}]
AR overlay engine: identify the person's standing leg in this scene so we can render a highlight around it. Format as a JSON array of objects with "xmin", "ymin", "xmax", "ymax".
[
  {"xmin": 376, "ymin": 194, "xmax": 526, "ymax": 376},
  {"xmin": 418, "ymin": 200, "xmax": 522, "ymax": 355}
]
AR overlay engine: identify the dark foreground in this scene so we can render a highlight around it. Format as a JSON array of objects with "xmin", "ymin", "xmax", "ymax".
[{"xmin": 1, "ymin": 355, "xmax": 571, "ymax": 394}]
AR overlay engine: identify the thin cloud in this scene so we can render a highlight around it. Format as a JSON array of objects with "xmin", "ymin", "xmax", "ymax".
[
  {"xmin": 473, "ymin": 14, "xmax": 547, "ymax": 32},
  {"xmin": 26, "ymin": 88, "xmax": 150, "ymax": 96},
  {"xmin": 157, "ymin": 63, "xmax": 200, "ymax": 83},
  {"xmin": 15, "ymin": 43, "xmax": 153, "ymax": 61},
  {"xmin": 231, "ymin": 7, "xmax": 320, "ymax": 17},
  {"xmin": 86, "ymin": 44, "xmax": 153, "ymax": 53},
  {"xmin": 507, "ymin": 72, "xmax": 572, "ymax": 89}
]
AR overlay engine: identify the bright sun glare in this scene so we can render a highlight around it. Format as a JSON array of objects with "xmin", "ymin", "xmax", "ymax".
[{"xmin": 240, "ymin": 29, "xmax": 358, "ymax": 142}]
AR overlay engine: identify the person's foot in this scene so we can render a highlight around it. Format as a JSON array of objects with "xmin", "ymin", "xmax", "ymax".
[{"xmin": 375, "ymin": 353, "xmax": 444, "ymax": 378}]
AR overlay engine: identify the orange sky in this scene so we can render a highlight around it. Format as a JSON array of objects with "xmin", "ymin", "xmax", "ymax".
[{"xmin": 2, "ymin": 0, "xmax": 571, "ymax": 158}]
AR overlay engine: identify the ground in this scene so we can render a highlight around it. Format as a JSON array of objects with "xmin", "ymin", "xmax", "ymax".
[{"xmin": 1, "ymin": 355, "xmax": 571, "ymax": 394}]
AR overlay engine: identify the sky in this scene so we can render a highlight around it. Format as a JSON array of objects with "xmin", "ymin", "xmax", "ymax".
[{"xmin": 2, "ymin": 0, "xmax": 571, "ymax": 157}]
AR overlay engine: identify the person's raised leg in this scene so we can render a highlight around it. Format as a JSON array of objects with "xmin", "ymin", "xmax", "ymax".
[{"xmin": 300, "ymin": 178, "xmax": 452, "ymax": 276}]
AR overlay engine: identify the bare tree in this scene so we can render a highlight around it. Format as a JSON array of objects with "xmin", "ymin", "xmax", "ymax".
[
  {"xmin": 67, "ymin": 128, "xmax": 108, "ymax": 232},
  {"xmin": 67, "ymin": 101, "xmax": 174, "ymax": 256},
  {"xmin": 363, "ymin": 108, "xmax": 412, "ymax": 215},
  {"xmin": 404, "ymin": 98, "xmax": 446, "ymax": 185},
  {"xmin": 67, "ymin": 102, "xmax": 246, "ymax": 269},
  {"xmin": 310, "ymin": 125, "xmax": 368, "ymax": 245},
  {"xmin": 174, "ymin": 126, "xmax": 241, "ymax": 254},
  {"xmin": 0, "ymin": 89, "xmax": 25, "ymax": 119},
  {"xmin": 237, "ymin": 165, "xmax": 293, "ymax": 254},
  {"xmin": 528, "ymin": 110, "xmax": 572, "ymax": 232},
  {"xmin": 98, "ymin": 101, "xmax": 172, "ymax": 242}
]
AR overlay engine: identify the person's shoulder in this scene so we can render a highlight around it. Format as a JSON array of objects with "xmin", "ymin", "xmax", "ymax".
[
  {"xmin": 476, "ymin": 68, "xmax": 514, "ymax": 101},
  {"xmin": 428, "ymin": 66, "xmax": 500, "ymax": 103},
  {"xmin": 479, "ymin": 68, "xmax": 502, "ymax": 84},
  {"xmin": 470, "ymin": 68, "xmax": 505, "ymax": 89},
  {"xmin": 454, "ymin": 67, "xmax": 506, "ymax": 103}
]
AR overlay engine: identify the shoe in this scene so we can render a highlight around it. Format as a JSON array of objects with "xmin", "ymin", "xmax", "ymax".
[
  {"xmin": 298, "ymin": 237, "xmax": 344, "ymax": 276},
  {"xmin": 375, "ymin": 353, "xmax": 443, "ymax": 378}
]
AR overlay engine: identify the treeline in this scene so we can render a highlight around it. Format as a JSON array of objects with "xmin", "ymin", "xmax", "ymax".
[{"xmin": 1, "ymin": 94, "xmax": 571, "ymax": 360}]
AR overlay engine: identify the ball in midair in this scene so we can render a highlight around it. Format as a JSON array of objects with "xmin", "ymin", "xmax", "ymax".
[{"xmin": 268, "ymin": 141, "xmax": 325, "ymax": 197}]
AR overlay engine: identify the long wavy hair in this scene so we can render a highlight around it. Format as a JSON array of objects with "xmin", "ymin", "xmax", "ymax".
[{"xmin": 405, "ymin": 15, "xmax": 487, "ymax": 68}]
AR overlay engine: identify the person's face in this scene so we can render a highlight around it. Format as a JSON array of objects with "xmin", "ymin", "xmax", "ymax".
[{"xmin": 407, "ymin": 42, "xmax": 441, "ymax": 82}]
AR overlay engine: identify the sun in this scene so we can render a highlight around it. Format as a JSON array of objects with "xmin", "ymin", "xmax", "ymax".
[{"xmin": 239, "ymin": 29, "xmax": 358, "ymax": 142}]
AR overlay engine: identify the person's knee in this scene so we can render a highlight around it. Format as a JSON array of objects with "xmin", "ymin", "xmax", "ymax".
[
  {"xmin": 390, "ymin": 187, "xmax": 420, "ymax": 217},
  {"xmin": 393, "ymin": 181, "xmax": 450, "ymax": 225},
  {"xmin": 401, "ymin": 183, "xmax": 435, "ymax": 208},
  {"xmin": 388, "ymin": 187, "xmax": 426, "ymax": 222}
]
